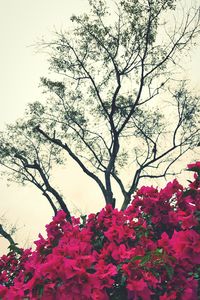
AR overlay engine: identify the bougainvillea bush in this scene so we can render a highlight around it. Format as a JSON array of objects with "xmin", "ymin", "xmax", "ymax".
[{"xmin": 0, "ymin": 162, "xmax": 200, "ymax": 300}]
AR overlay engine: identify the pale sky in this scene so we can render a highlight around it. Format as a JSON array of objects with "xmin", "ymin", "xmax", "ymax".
[
  {"xmin": 0, "ymin": 0, "xmax": 102, "ymax": 254},
  {"xmin": 0, "ymin": 0, "xmax": 199, "ymax": 254}
]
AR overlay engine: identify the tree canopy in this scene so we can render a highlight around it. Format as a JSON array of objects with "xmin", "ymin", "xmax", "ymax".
[{"xmin": 0, "ymin": 0, "xmax": 199, "ymax": 220}]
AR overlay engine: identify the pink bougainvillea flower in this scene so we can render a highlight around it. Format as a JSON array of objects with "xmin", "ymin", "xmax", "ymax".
[
  {"xmin": 0, "ymin": 162, "xmax": 200, "ymax": 299},
  {"xmin": 187, "ymin": 161, "xmax": 200, "ymax": 170},
  {"xmin": 170, "ymin": 229, "xmax": 200, "ymax": 264}
]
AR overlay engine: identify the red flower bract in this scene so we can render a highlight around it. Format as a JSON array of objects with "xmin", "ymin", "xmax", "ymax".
[{"xmin": 0, "ymin": 162, "xmax": 200, "ymax": 299}]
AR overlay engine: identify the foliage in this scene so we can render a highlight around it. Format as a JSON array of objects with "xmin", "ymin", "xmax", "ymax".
[{"xmin": 0, "ymin": 162, "xmax": 200, "ymax": 299}]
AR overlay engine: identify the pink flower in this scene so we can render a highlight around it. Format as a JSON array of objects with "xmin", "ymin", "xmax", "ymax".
[
  {"xmin": 170, "ymin": 230, "xmax": 200, "ymax": 263},
  {"xmin": 0, "ymin": 285, "xmax": 8, "ymax": 298},
  {"xmin": 187, "ymin": 161, "xmax": 200, "ymax": 170},
  {"xmin": 1, "ymin": 162, "xmax": 200, "ymax": 298},
  {"xmin": 95, "ymin": 260, "xmax": 117, "ymax": 289},
  {"xmin": 127, "ymin": 279, "xmax": 153, "ymax": 300}
]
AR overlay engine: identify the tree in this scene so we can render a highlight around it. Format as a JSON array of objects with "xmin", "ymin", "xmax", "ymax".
[
  {"xmin": 0, "ymin": 0, "xmax": 199, "ymax": 218},
  {"xmin": 0, "ymin": 120, "xmax": 71, "ymax": 221},
  {"xmin": 0, "ymin": 215, "xmax": 21, "ymax": 254}
]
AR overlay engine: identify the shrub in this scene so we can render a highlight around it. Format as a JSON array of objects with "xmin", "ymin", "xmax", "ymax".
[{"xmin": 0, "ymin": 162, "xmax": 200, "ymax": 299}]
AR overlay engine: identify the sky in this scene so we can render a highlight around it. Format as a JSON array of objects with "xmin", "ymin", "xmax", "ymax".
[
  {"xmin": 0, "ymin": 0, "xmax": 100, "ymax": 254},
  {"xmin": 0, "ymin": 0, "xmax": 200, "ymax": 254}
]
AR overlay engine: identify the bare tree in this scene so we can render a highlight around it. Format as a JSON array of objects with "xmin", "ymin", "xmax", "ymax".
[{"xmin": 0, "ymin": 0, "xmax": 199, "ymax": 214}]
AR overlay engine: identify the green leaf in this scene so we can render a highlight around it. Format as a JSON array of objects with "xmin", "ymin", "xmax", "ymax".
[
  {"xmin": 155, "ymin": 248, "xmax": 163, "ymax": 255},
  {"xmin": 37, "ymin": 285, "xmax": 44, "ymax": 297},
  {"xmin": 165, "ymin": 264, "xmax": 174, "ymax": 279},
  {"xmin": 117, "ymin": 263, "xmax": 123, "ymax": 271},
  {"xmin": 120, "ymin": 275, "xmax": 127, "ymax": 287},
  {"xmin": 140, "ymin": 252, "xmax": 151, "ymax": 266},
  {"xmin": 130, "ymin": 255, "xmax": 143, "ymax": 263},
  {"xmin": 24, "ymin": 274, "xmax": 31, "ymax": 284}
]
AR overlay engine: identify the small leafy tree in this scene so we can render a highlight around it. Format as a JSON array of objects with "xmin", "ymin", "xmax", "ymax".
[{"xmin": 0, "ymin": 0, "xmax": 199, "ymax": 218}]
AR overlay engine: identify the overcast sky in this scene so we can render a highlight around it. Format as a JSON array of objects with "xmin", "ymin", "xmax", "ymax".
[
  {"xmin": 0, "ymin": 0, "xmax": 100, "ymax": 254},
  {"xmin": 0, "ymin": 0, "xmax": 199, "ymax": 254}
]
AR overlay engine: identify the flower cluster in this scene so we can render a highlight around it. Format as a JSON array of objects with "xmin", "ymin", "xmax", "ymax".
[{"xmin": 0, "ymin": 162, "xmax": 200, "ymax": 299}]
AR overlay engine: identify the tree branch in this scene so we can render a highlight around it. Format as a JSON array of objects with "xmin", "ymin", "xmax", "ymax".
[
  {"xmin": 35, "ymin": 126, "xmax": 108, "ymax": 202},
  {"xmin": 0, "ymin": 224, "xmax": 22, "ymax": 254}
]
